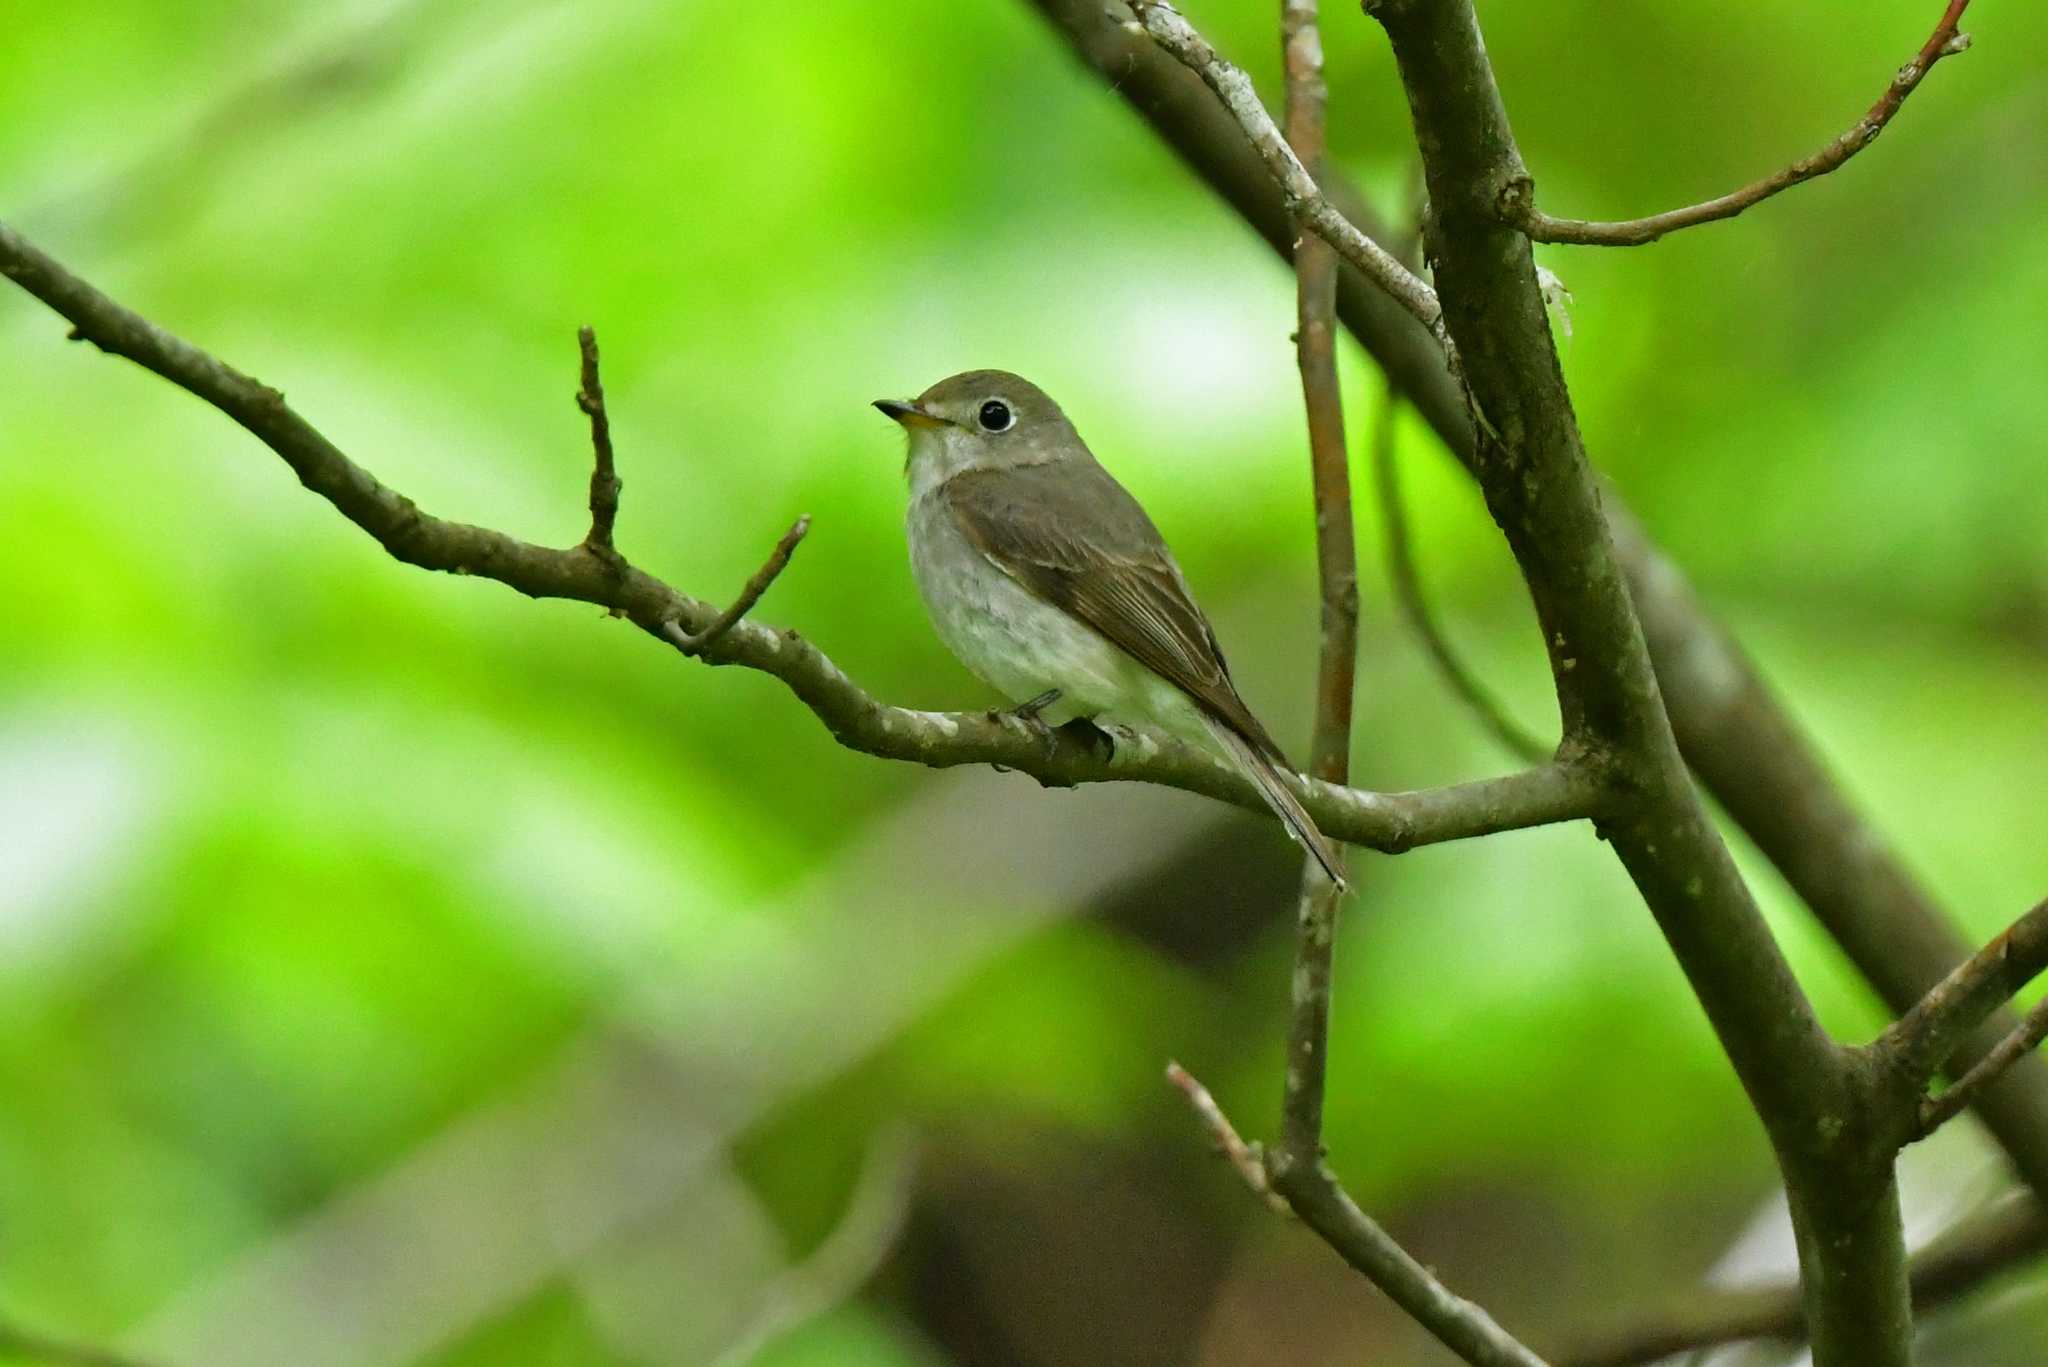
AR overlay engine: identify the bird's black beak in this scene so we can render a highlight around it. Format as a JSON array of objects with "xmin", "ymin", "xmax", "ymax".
[{"xmin": 873, "ymin": 398, "xmax": 946, "ymax": 429}]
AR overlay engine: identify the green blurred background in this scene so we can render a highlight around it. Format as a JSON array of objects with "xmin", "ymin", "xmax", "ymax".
[{"xmin": 2, "ymin": 1, "xmax": 2044, "ymax": 1363}]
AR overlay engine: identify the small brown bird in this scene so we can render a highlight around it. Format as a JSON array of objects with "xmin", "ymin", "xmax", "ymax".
[{"xmin": 876, "ymin": 369, "xmax": 1345, "ymax": 888}]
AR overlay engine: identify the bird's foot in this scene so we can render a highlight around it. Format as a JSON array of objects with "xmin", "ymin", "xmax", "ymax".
[
  {"xmin": 989, "ymin": 689, "xmax": 1064, "ymax": 759},
  {"xmin": 1010, "ymin": 688, "xmax": 1062, "ymax": 723}
]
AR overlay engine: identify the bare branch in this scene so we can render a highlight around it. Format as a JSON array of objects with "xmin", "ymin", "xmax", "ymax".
[
  {"xmin": 1166, "ymin": 1066, "xmax": 1550, "ymax": 1366},
  {"xmin": 1361, "ymin": 0, "xmax": 1843, "ymax": 1115},
  {"xmin": 1371, "ymin": 383, "xmax": 1548, "ymax": 762},
  {"xmin": 0, "ymin": 219, "xmax": 1598, "ymax": 856},
  {"xmin": 1608, "ymin": 503, "xmax": 2048, "ymax": 1193},
  {"xmin": 1878, "ymin": 899, "xmax": 2048, "ymax": 1086},
  {"xmin": 1029, "ymin": 0, "xmax": 2048, "ymax": 1196},
  {"xmin": 1561, "ymin": 1189, "xmax": 2048, "ymax": 1367},
  {"xmin": 1275, "ymin": 0, "xmax": 1355, "ymax": 1175},
  {"xmin": 1168, "ymin": 27, "xmax": 1546, "ymax": 1358},
  {"xmin": 1364, "ymin": 0, "xmax": 1906, "ymax": 1354},
  {"xmin": 663, "ymin": 515, "xmax": 812, "ymax": 657},
  {"xmin": 575, "ymin": 325, "xmax": 622, "ymax": 559},
  {"xmin": 1504, "ymin": 0, "xmax": 1973, "ymax": 247},
  {"xmin": 1165, "ymin": 1062, "xmax": 1286, "ymax": 1212},
  {"xmin": 1124, "ymin": 0, "xmax": 1445, "ymax": 343},
  {"xmin": 1919, "ymin": 995, "xmax": 2048, "ymax": 1141},
  {"xmin": 1266, "ymin": 1155, "xmax": 1554, "ymax": 1367}
]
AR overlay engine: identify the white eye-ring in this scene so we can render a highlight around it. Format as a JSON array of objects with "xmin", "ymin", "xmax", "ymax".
[{"xmin": 977, "ymin": 398, "xmax": 1015, "ymax": 433}]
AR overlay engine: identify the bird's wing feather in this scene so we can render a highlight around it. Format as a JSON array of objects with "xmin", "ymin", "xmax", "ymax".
[{"xmin": 943, "ymin": 461, "xmax": 1288, "ymax": 764}]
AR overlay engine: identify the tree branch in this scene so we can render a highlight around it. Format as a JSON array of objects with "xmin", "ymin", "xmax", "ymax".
[
  {"xmin": 1919, "ymin": 996, "xmax": 2048, "ymax": 1142},
  {"xmin": 1271, "ymin": 1158, "xmax": 1553, "ymax": 1367},
  {"xmin": 1124, "ymin": 0, "xmax": 1912, "ymax": 1357},
  {"xmin": 0, "ymin": 219, "xmax": 1599, "ymax": 858},
  {"xmin": 1561, "ymin": 1189, "xmax": 2048, "ymax": 1367},
  {"xmin": 1023, "ymin": 0, "xmax": 2048, "ymax": 1349},
  {"xmin": 1607, "ymin": 503, "xmax": 2048, "ymax": 1195},
  {"xmin": 1359, "ymin": 0, "xmax": 1840, "ymax": 1110},
  {"xmin": 1502, "ymin": 0, "xmax": 1974, "ymax": 247},
  {"xmin": 1167, "ymin": 1065, "xmax": 1551, "ymax": 1367},
  {"xmin": 575, "ymin": 324, "xmax": 622, "ymax": 559},
  {"xmin": 1165, "ymin": 1061, "xmax": 1287, "ymax": 1213},
  {"xmin": 1275, "ymin": 0, "xmax": 1355, "ymax": 1178},
  {"xmin": 1358, "ymin": 0, "xmax": 1905, "ymax": 1358},
  {"xmin": 662, "ymin": 515, "xmax": 812, "ymax": 657},
  {"xmin": 1023, "ymin": 1, "xmax": 2048, "ymax": 1206},
  {"xmin": 1878, "ymin": 899, "xmax": 2048, "ymax": 1088},
  {"xmin": 1124, "ymin": 0, "xmax": 1445, "ymax": 344}
]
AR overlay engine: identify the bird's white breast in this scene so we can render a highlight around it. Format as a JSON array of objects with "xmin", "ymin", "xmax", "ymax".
[{"xmin": 905, "ymin": 487, "xmax": 1179, "ymax": 729}]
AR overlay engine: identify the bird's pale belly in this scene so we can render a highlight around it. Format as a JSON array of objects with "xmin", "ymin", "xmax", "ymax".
[{"xmin": 906, "ymin": 492, "xmax": 1196, "ymax": 734}]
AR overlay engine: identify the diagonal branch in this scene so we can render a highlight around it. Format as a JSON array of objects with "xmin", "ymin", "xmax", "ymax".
[
  {"xmin": 1503, "ymin": 0, "xmax": 1973, "ymax": 247},
  {"xmin": 1125, "ymin": 0, "xmax": 1445, "ymax": 344},
  {"xmin": 1166, "ymin": 1062, "xmax": 1287, "ymax": 1213},
  {"xmin": 1275, "ymin": 0, "xmax": 1355, "ymax": 1178},
  {"xmin": 0, "ymin": 219, "xmax": 1598, "ymax": 857},
  {"xmin": 1607, "ymin": 504, "xmax": 2048, "ymax": 1194},
  {"xmin": 663, "ymin": 515, "xmax": 811, "ymax": 657},
  {"xmin": 1359, "ymin": 0, "xmax": 1905, "ymax": 1357},
  {"xmin": 1168, "ymin": 1065, "xmax": 1551, "ymax": 1367},
  {"xmin": 1918, "ymin": 995, "xmax": 2048, "ymax": 1142},
  {"xmin": 1878, "ymin": 898, "xmax": 2048, "ymax": 1087},
  {"xmin": 1026, "ymin": 0, "xmax": 2048, "ymax": 1207},
  {"xmin": 1273, "ymin": 1158, "xmax": 1552, "ymax": 1367}
]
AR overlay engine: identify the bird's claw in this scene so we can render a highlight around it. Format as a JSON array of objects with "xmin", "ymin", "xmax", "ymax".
[
  {"xmin": 985, "ymin": 705, "xmax": 1056, "ymax": 760},
  {"xmin": 990, "ymin": 689, "xmax": 1064, "ymax": 760}
]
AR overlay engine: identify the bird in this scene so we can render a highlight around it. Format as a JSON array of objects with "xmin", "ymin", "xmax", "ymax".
[{"xmin": 874, "ymin": 369, "xmax": 1346, "ymax": 889}]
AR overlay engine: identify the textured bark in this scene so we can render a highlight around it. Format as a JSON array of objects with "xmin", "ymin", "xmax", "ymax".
[
  {"xmin": 1362, "ymin": 0, "xmax": 1910, "ymax": 1357},
  {"xmin": 1027, "ymin": 0, "xmax": 2048, "ymax": 1206}
]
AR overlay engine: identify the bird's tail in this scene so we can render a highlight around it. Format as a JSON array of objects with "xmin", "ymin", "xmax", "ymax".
[{"xmin": 1202, "ymin": 715, "xmax": 1348, "ymax": 892}]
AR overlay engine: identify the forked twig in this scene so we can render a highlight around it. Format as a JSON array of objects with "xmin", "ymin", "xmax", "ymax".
[{"xmin": 1504, "ymin": 0, "xmax": 1974, "ymax": 247}]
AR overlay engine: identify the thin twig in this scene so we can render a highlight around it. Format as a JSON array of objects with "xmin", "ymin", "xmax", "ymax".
[
  {"xmin": 1276, "ymin": 0, "xmax": 1354, "ymax": 1171},
  {"xmin": 1166, "ymin": 1062, "xmax": 1288, "ymax": 1213},
  {"xmin": 1168, "ymin": 1069, "xmax": 1575, "ymax": 1367},
  {"xmin": 1505, "ymin": 0, "xmax": 1974, "ymax": 247},
  {"xmin": 1877, "ymin": 898, "xmax": 2048, "ymax": 1086},
  {"xmin": 1371, "ymin": 381, "xmax": 1548, "ymax": 762},
  {"xmin": 576, "ymin": 325, "xmax": 621, "ymax": 558},
  {"xmin": 1125, "ymin": 0, "xmax": 1446, "ymax": 344},
  {"xmin": 0, "ymin": 218, "xmax": 1600, "ymax": 855},
  {"xmin": 1919, "ymin": 994, "xmax": 2048, "ymax": 1142},
  {"xmin": 1561, "ymin": 1189, "xmax": 2048, "ymax": 1367},
  {"xmin": 1267, "ymin": 1159, "xmax": 1553, "ymax": 1367},
  {"xmin": 663, "ymin": 516, "xmax": 812, "ymax": 657}
]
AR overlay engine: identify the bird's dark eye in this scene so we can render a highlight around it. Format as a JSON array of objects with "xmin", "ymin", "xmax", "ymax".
[{"xmin": 977, "ymin": 399, "xmax": 1014, "ymax": 433}]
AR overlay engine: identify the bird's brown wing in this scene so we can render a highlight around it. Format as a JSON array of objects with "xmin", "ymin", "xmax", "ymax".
[{"xmin": 943, "ymin": 460, "xmax": 1289, "ymax": 764}]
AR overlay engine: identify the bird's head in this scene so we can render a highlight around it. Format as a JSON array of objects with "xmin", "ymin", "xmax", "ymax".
[{"xmin": 874, "ymin": 369, "xmax": 1082, "ymax": 494}]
